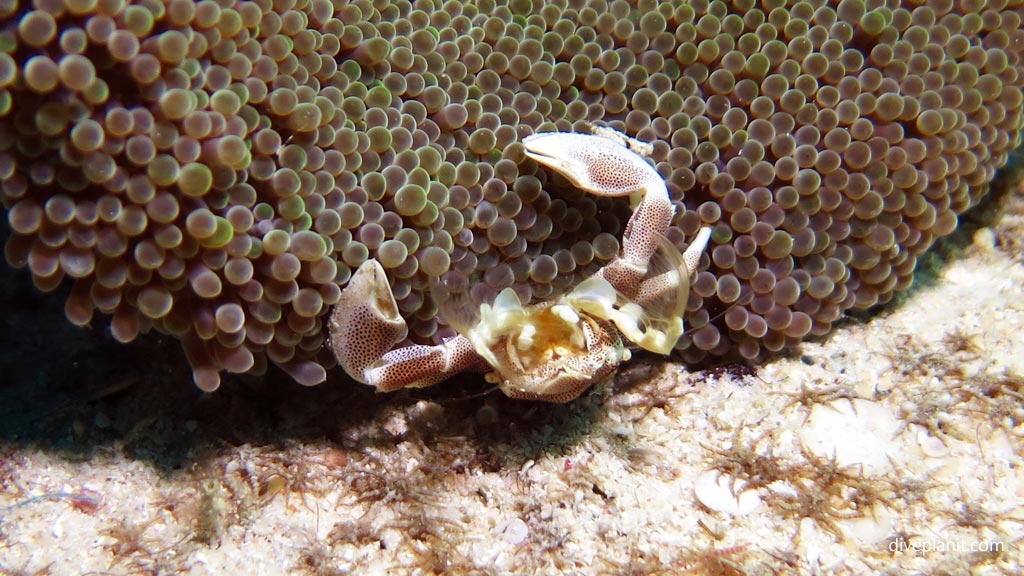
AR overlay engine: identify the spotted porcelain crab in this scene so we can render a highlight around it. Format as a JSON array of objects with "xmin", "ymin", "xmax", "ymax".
[{"xmin": 329, "ymin": 127, "xmax": 712, "ymax": 402}]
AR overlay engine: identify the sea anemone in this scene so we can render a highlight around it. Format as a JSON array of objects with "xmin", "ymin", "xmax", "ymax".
[{"xmin": 2, "ymin": 0, "xmax": 1022, "ymax": 390}]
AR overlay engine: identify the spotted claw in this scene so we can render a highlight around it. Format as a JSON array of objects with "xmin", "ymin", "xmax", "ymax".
[
  {"xmin": 329, "ymin": 260, "xmax": 486, "ymax": 391},
  {"xmin": 329, "ymin": 259, "xmax": 407, "ymax": 385},
  {"xmin": 523, "ymin": 128, "xmax": 676, "ymax": 300}
]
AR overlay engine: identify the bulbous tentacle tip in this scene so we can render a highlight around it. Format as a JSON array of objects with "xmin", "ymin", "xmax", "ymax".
[
  {"xmin": 329, "ymin": 259, "xmax": 408, "ymax": 384},
  {"xmin": 279, "ymin": 360, "xmax": 327, "ymax": 386}
]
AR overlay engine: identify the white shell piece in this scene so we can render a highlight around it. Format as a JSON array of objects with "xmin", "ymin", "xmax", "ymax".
[
  {"xmin": 493, "ymin": 517, "xmax": 529, "ymax": 546},
  {"xmin": 693, "ymin": 471, "xmax": 763, "ymax": 516},
  {"xmin": 799, "ymin": 399, "xmax": 902, "ymax": 476},
  {"xmin": 839, "ymin": 504, "xmax": 896, "ymax": 545},
  {"xmin": 916, "ymin": 430, "xmax": 950, "ymax": 458},
  {"xmin": 767, "ymin": 481, "xmax": 799, "ymax": 499}
]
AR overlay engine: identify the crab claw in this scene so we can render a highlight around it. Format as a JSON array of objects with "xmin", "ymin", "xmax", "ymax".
[
  {"xmin": 522, "ymin": 131, "xmax": 662, "ymax": 197},
  {"xmin": 329, "ymin": 259, "xmax": 408, "ymax": 385},
  {"xmin": 523, "ymin": 130, "xmax": 676, "ymax": 299},
  {"xmin": 329, "ymin": 259, "xmax": 488, "ymax": 391}
]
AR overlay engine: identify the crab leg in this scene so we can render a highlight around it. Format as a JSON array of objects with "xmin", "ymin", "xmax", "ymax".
[
  {"xmin": 329, "ymin": 259, "xmax": 487, "ymax": 391},
  {"xmin": 365, "ymin": 336, "xmax": 488, "ymax": 391}
]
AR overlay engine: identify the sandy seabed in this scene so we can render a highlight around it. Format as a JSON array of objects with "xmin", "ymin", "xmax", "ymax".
[{"xmin": 1, "ymin": 187, "xmax": 1023, "ymax": 575}]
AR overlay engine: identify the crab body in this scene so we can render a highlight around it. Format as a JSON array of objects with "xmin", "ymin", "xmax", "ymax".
[
  {"xmin": 329, "ymin": 127, "xmax": 712, "ymax": 402},
  {"xmin": 467, "ymin": 287, "xmax": 630, "ymax": 402}
]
